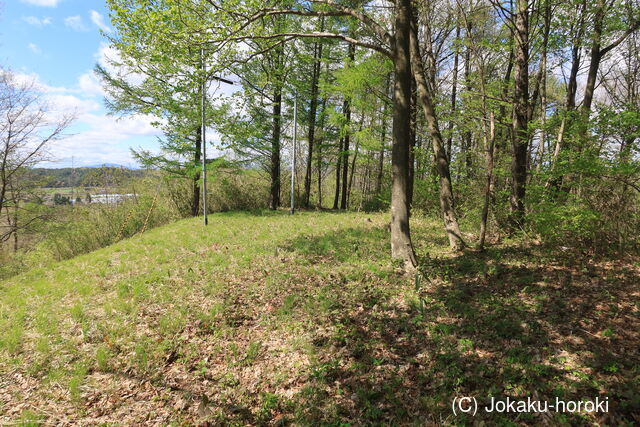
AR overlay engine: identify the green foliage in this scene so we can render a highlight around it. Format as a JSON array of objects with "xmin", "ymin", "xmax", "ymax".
[
  {"xmin": 205, "ymin": 168, "xmax": 269, "ymax": 212},
  {"xmin": 45, "ymin": 193, "xmax": 177, "ymax": 261},
  {"xmin": 29, "ymin": 167, "xmax": 144, "ymax": 188},
  {"xmin": 53, "ymin": 193, "xmax": 71, "ymax": 206},
  {"xmin": 361, "ymin": 192, "xmax": 390, "ymax": 212},
  {"xmin": 411, "ymin": 175, "xmax": 440, "ymax": 216},
  {"xmin": 527, "ymin": 140, "xmax": 640, "ymax": 253}
]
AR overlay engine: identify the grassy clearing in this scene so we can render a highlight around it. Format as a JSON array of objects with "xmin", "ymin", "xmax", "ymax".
[{"xmin": 0, "ymin": 211, "xmax": 638, "ymax": 425}]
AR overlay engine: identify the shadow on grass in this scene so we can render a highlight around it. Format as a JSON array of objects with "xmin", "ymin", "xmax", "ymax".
[
  {"xmin": 284, "ymin": 225, "xmax": 391, "ymax": 264},
  {"xmin": 230, "ymin": 227, "xmax": 640, "ymax": 426}
]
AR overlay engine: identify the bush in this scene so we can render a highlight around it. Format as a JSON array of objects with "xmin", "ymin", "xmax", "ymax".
[
  {"xmin": 45, "ymin": 180, "xmax": 180, "ymax": 261},
  {"xmin": 206, "ymin": 168, "xmax": 269, "ymax": 212},
  {"xmin": 411, "ymin": 175, "xmax": 440, "ymax": 216},
  {"xmin": 527, "ymin": 153, "xmax": 640, "ymax": 255},
  {"xmin": 361, "ymin": 192, "xmax": 390, "ymax": 212}
]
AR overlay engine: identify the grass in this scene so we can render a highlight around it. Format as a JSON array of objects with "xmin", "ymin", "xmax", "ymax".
[{"xmin": 0, "ymin": 210, "xmax": 638, "ymax": 425}]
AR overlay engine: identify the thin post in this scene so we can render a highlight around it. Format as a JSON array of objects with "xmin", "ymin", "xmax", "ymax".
[
  {"xmin": 201, "ymin": 47, "xmax": 208, "ymax": 226},
  {"xmin": 71, "ymin": 155, "xmax": 75, "ymax": 206},
  {"xmin": 290, "ymin": 92, "xmax": 297, "ymax": 214}
]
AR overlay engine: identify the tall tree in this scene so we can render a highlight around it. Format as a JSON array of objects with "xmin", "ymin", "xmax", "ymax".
[
  {"xmin": 509, "ymin": 0, "xmax": 531, "ymax": 227},
  {"xmin": 302, "ymin": 18, "xmax": 325, "ymax": 208},
  {"xmin": 143, "ymin": 0, "xmax": 427, "ymax": 266},
  {"xmin": 389, "ymin": 0, "xmax": 418, "ymax": 266},
  {"xmin": 582, "ymin": 0, "xmax": 640, "ymax": 114},
  {"xmin": 101, "ymin": 0, "xmax": 229, "ymax": 216},
  {"xmin": 340, "ymin": 45, "xmax": 355, "ymax": 211},
  {"xmin": 410, "ymin": 7, "xmax": 466, "ymax": 251}
]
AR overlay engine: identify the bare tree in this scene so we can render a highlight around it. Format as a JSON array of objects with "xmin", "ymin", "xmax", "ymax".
[{"xmin": 0, "ymin": 69, "xmax": 74, "ymax": 217}]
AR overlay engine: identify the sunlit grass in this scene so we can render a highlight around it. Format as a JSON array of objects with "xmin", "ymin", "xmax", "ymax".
[{"xmin": 0, "ymin": 210, "xmax": 637, "ymax": 425}]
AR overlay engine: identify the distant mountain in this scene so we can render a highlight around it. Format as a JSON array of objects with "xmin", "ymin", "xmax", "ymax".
[{"xmin": 83, "ymin": 163, "xmax": 138, "ymax": 169}]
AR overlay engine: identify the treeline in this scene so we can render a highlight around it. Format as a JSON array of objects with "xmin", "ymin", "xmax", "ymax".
[
  {"xmin": 96, "ymin": 0, "xmax": 640, "ymax": 266},
  {"xmin": 30, "ymin": 167, "xmax": 146, "ymax": 188}
]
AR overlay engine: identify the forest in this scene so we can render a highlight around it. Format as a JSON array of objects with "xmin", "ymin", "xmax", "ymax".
[
  {"xmin": 1, "ymin": 0, "xmax": 639, "ymax": 425},
  {"xmin": 95, "ymin": 0, "xmax": 640, "ymax": 264}
]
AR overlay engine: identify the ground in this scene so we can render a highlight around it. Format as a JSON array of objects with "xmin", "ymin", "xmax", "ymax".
[{"xmin": 0, "ymin": 211, "xmax": 638, "ymax": 425}]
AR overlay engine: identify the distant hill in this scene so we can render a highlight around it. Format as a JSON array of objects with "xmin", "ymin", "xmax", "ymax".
[
  {"xmin": 30, "ymin": 166, "xmax": 147, "ymax": 188},
  {"xmin": 84, "ymin": 163, "xmax": 137, "ymax": 169}
]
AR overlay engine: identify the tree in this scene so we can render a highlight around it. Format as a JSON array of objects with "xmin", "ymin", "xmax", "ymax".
[
  {"xmin": 211, "ymin": 14, "xmax": 298, "ymax": 210},
  {"xmin": 196, "ymin": 0, "xmax": 438, "ymax": 267},
  {"xmin": 505, "ymin": 0, "xmax": 531, "ymax": 227},
  {"xmin": 100, "ymin": 0, "xmax": 232, "ymax": 216},
  {"xmin": 410, "ymin": 5, "xmax": 466, "ymax": 251},
  {"xmin": 0, "ymin": 69, "xmax": 73, "ymax": 216},
  {"xmin": 110, "ymin": 0, "xmax": 475, "ymax": 265},
  {"xmin": 582, "ymin": 0, "xmax": 640, "ymax": 115},
  {"xmin": 302, "ymin": 17, "xmax": 325, "ymax": 208}
]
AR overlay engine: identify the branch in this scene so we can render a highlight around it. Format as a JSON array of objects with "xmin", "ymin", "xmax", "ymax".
[
  {"xmin": 242, "ymin": 4, "xmax": 392, "ymax": 47},
  {"xmin": 308, "ymin": 0, "xmax": 392, "ymax": 46},
  {"xmin": 222, "ymin": 32, "xmax": 392, "ymax": 57},
  {"xmin": 207, "ymin": 3, "xmax": 392, "ymax": 58},
  {"xmin": 600, "ymin": 17, "xmax": 640, "ymax": 57}
]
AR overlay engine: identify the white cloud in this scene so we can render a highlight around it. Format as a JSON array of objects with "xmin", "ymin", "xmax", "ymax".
[
  {"xmin": 12, "ymin": 71, "xmax": 70, "ymax": 94},
  {"xmin": 23, "ymin": 16, "xmax": 52, "ymax": 27},
  {"xmin": 64, "ymin": 15, "xmax": 88, "ymax": 32},
  {"xmin": 28, "ymin": 43, "xmax": 42, "ymax": 54},
  {"xmin": 20, "ymin": 0, "xmax": 62, "ymax": 7},
  {"xmin": 95, "ymin": 42, "xmax": 119, "ymax": 70},
  {"xmin": 46, "ymin": 94, "xmax": 101, "ymax": 116},
  {"xmin": 94, "ymin": 42, "xmax": 147, "ymax": 88},
  {"xmin": 78, "ymin": 71, "xmax": 105, "ymax": 97},
  {"xmin": 11, "ymin": 70, "xmax": 164, "ymax": 168},
  {"xmin": 40, "ymin": 114, "xmax": 163, "ymax": 167},
  {"xmin": 83, "ymin": 114, "xmax": 161, "ymax": 137},
  {"xmin": 41, "ymin": 132, "xmax": 137, "ymax": 167},
  {"xmin": 90, "ymin": 10, "xmax": 112, "ymax": 33}
]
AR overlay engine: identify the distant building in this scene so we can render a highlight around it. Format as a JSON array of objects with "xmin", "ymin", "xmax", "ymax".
[{"xmin": 90, "ymin": 193, "xmax": 135, "ymax": 204}]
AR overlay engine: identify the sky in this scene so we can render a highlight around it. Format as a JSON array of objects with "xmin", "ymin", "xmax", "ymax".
[{"xmin": 0, "ymin": 0, "xmax": 165, "ymax": 168}]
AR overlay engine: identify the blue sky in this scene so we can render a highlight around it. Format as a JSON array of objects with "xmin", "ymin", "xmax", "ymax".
[{"xmin": 0, "ymin": 0, "xmax": 162, "ymax": 168}]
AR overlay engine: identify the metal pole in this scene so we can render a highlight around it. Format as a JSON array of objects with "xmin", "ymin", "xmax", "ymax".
[
  {"xmin": 290, "ymin": 92, "xmax": 297, "ymax": 215},
  {"xmin": 201, "ymin": 47, "xmax": 208, "ymax": 226}
]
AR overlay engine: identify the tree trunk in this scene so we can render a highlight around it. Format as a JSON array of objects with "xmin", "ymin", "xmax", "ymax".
[
  {"xmin": 583, "ymin": 0, "xmax": 605, "ymax": 114},
  {"xmin": 447, "ymin": 25, "xmax": 461, "ymax": 160},
  {"xmin": 317, "ymin": 96, "xmax": 327, "ymax": 208},
  {"xmin": 415, "ymin": 123, "xmax": 423, "ymax": 178},
  {"xmin": 536, "ymin": 3, "xmax": 551, "ymax": 172},
  {"xmin": 340, "ymin": 44, "xmax": 355, "ymax": 210},
  {"xmin": 361, "ymin": 150, "xmax": 371, "ymax": 206},
  {"xmin": 191, "ymin": 126, "xmax": 202, "ymax": 217},
  {"xmin": 347, "ymin": 117, "xmax": 364, "ymax": 207},
  {"xmin": 390, "ymin": 0, "xmax": 418, "ymax": 267},
  {"xmin": 333, "ymin": 136, "xmax": 344, "ymax": 209},
  {"xmin": 479, "ymin": 112, "xmax": 496, "ymax": 251},
  {"xmin": 303, "ymin": 28, "xmax": 324, "ymax": 208},
  {"xmin": 12, "ymin": 203, "xmax": 18, "ymax": 252},
  {"xmin": 410, "ymin": 10, "xmax": 465, "ymax": 251},
  {"xmin": 340, "ymin": 102, "xmax": 351, "ymax": 210},
  {"xmin": 462, "ymin": 23, "xmax": 474, "ymax": 174},
  {"xmin": 408, "ymin": 78, "xmax": 417, "ymax": 210},
  {"xmin": 567, "ymin": 41, "xmax": 583, "ymax": 110},
  {"xmin": 549, "ymin": 0, "xmax": 585, "ymax": 178},
  {"xmin": 376, "ymin": 74, "xmax": 391, "ymax": 195},
  {"xmin": 269, "ymin": 86, "xmax": 282, "ymax": 210},
  {"xmin": 509, "ymin": 0, "xmax": 530, "ymax": 228}
]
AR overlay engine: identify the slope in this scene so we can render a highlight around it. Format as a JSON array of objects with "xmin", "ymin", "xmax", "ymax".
[{"xmin": 0, "ymin": 211, "xmax": 638, "ymax": 425}]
